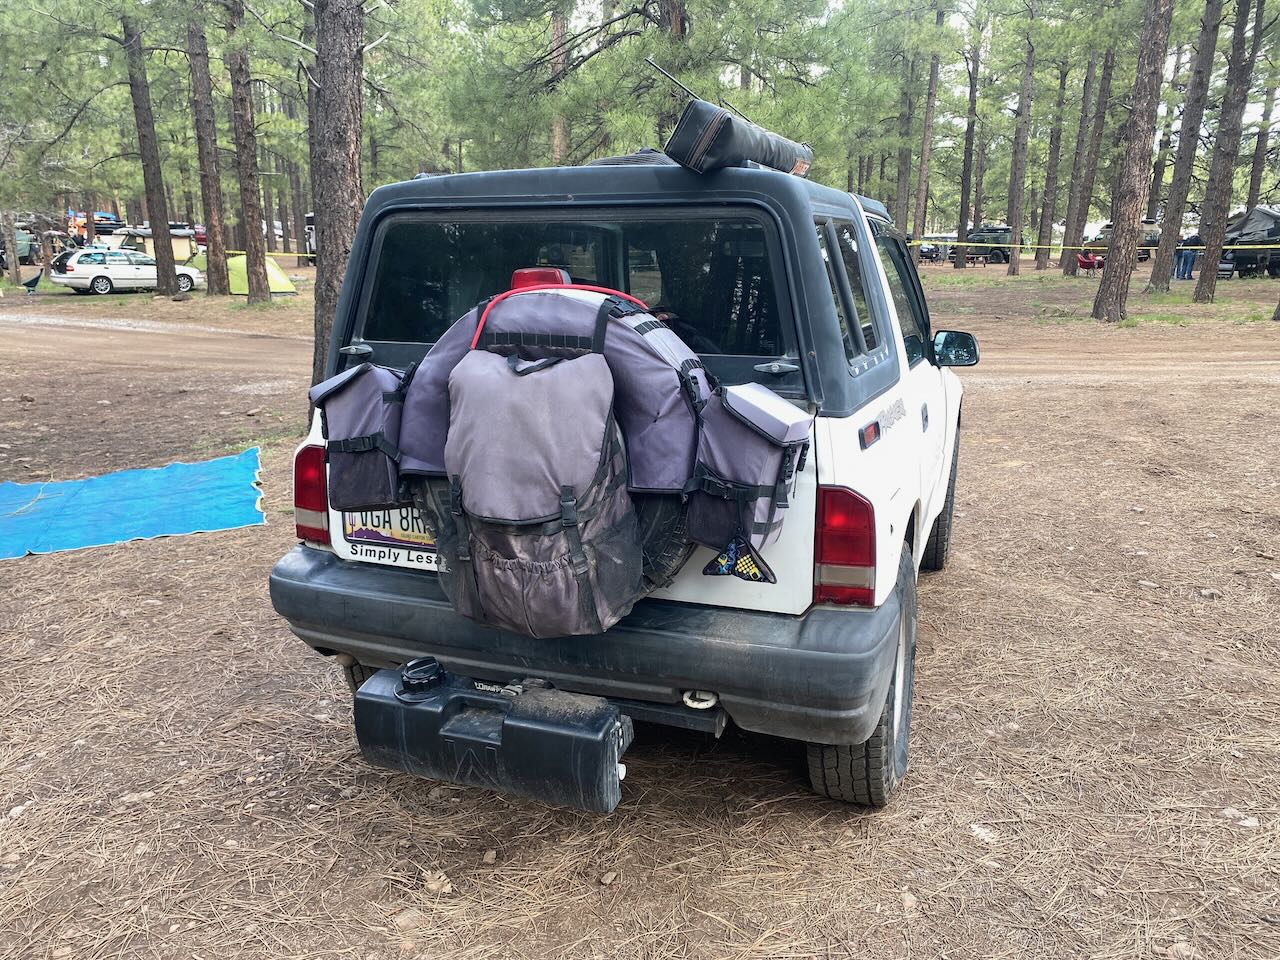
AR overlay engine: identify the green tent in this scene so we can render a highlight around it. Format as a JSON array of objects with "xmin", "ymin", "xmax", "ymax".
[{"xmin": 187, "ymin": 253, "xmax": 297, "ymax": 295}]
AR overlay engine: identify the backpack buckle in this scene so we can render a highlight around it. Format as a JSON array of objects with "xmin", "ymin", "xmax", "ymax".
[{"xmin": 559, "ymin": 487, "xmax": 578, "ymax": 527}]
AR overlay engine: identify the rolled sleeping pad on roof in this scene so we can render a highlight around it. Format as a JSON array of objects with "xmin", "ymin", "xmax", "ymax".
[{"xmin": 663, "ymin": 99, "xmax": 812, "ymax": 177}]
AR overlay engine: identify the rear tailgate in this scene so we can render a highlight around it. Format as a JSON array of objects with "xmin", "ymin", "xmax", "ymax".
[{"xmin": 312, "ymin": 417, "xmax": 818, "ymax": 616}]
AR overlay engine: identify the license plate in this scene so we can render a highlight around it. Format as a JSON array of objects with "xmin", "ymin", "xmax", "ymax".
[{"xmin": 343, "ymin": 508, "xmax": 436, "ymax": 552}]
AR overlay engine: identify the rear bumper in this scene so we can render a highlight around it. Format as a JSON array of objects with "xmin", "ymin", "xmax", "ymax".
[{"xmin": 269, "ymin": 546, "xmax": 901, "ymax": 744}]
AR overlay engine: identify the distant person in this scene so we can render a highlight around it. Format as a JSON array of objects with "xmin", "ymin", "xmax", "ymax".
[{"xmin": 1177, "ymin": 233, "xmax": 1201, "ymax": 279}]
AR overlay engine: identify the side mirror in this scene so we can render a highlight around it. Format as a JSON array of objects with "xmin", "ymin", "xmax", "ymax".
[{"xmin": 933, "ymin": 330, "xmax": 979, "ymax": 367}]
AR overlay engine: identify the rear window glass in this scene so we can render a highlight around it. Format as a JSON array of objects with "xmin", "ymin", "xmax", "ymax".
[
  {"xmin": 834, "ymin": 223, "xmax": 877, "ymax": 350},
  {"xmin": 361, "ymin": 215, "xmax": 786, "ymax": 357},
  {"xmin": 78, "ymin": 252, "xmax": 104, "ymax": 265}
]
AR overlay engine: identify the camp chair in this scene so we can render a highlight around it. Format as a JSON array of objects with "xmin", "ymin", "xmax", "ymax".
[{"xmin": 1076, "ymin": 252, "xmax": 1100, "ymax": 276}]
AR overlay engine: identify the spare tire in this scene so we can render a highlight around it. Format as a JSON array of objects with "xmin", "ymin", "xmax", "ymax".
[
  {"xmin": 412, "ymin": 481, "xmax": 696, "ymax": 593},
  {"xmin": 633, "ymin": 493, "xmax": 696, "ymax": 589}
]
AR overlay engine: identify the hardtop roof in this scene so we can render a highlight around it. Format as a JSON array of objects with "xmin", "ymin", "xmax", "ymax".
[{"xmin": 363, "ymin": 163, "xmax": 889, "ymax": 223}]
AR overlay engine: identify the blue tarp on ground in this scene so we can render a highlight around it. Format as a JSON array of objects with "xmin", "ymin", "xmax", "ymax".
[{"xmin": 0, "ymin": 448, "xmax": 264, "ymax": 560}]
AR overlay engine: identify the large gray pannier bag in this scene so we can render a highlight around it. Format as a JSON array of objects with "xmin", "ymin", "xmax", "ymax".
[
  {"xmin": 419, "ymin": 296, "xmax": 644, "ymax": 637},
  {"xmin": 401, "ymin": 287, "xmax": 714, "ymax": 590},
  {"xmin": 688, "ymin": 382, "xmax": 811, "ymax": 583},
  {"xmin": 309, "ymin": 362, "xmax": 416, "ymax": 511}
]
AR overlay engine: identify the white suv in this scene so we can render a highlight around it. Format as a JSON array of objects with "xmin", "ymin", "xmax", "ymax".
[
  {"xmin": 51, "ymin": 249, "xmax": 203, "ymax": 294},
  {"xmin": 270, "ymin": 163, "xmax": 978, "ymax": 809}
]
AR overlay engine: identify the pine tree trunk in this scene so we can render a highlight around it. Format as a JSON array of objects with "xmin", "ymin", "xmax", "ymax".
[
  {"xmin": 290, "ymin": 160, "xmax": 308, "ymax": 267},
  {"xmin": 1063, "ymin": 48, "xmax": 1114, "ymax": 276},
  {"xmin": 972, "ymin": 123, "xmax": 988, "ymax": 236},
  {"xmin": 278, "ymin": 161, "xmax": 292, "ymax": 254},
  {"xmin": 188, "ymin": 3, "xmax": 230, "ymax": 294},
  {"xmin": 2, "ymin": 213, "xmax": 20, "ymax": 286},
  {"xmin": 262, "ymin": 147, "xmax": 277, "ymax": 253},
  {"xmin": 179, "ymin": 156, "xmax": 196, "ymax": 229},
  {"xmin": 1107, "ymin": 102, "xmax": 1132, "ymax": 224},
  {"xmin": 912, "ymin": 6, "xmax": 945, "ymax": 239},
  {"xmin": 1247, "ymin": 80, "xmax": 1276, "ymax": 210},
  {"xmin": 1146, "ymin": 0, "xmax": 1224, "ymax": 293},
  {"xmin": 282, "ymin": 92, "xmax": 310, "ymax": 268},
  {"xmin": 1092, "ymin": 0, "xmax": 1176, "ymax": 321},
  {"xmin": 550, "ymin": 8, "xmax": 568, "ymax": 163},
  {"xmin": 311, "ymin": 0, "xmax": 365, "ymax": 386},
  {"xmin": 1057, "ymin": 50, "xmax": 1097, "ymax": 269},
  {"xmin": 304, "ymin": 12, "xmax": 319, "ymax": 214},
  {"xmin": 1005, "ymin": 4, "xmax": 1037, "ymax": 276},
  {"xmin": 954, "ymin": 34, "xmax": 982, "ymax": 270},
  {"xmin": 1194, "ymin": 0, "xmax": 1266, "ymax": 303},
  {"xmin": 1036, "ymin": 64, "xmax": 1069, "ymax": 270},
  {"xmin": 84, "ymin": 197, "xmax": 96, "ymax": 243},
  {"xmin": 121, "ymin": 16, "xmax": 178, "ymax": 296},
  {"xmin": 894, "ymin": 54, "xmax": 916, "ymax": 228},
  {"xmin": 1146, "ymin": 45, "xmax": 1184, "ymax": 221},
  {"xmin": 227, "ymin": 0, "xmax": 271, "ymax": 303}
]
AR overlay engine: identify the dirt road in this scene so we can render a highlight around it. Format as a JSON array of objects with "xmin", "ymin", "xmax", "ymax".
[{"xmin": 1, "ymin": 286, "xmax": 1278, "ymax": 959}]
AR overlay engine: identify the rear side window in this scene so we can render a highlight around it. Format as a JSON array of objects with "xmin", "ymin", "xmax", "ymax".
[
  {"xmin": 79, "ymin": 252, "xmax": 104, "ymax": 265},
  {"xmin": 361, "ymin": 214, "xmax": 787, "ymax": 359},
  {"xmin": 834, "ymin": 223, "xmax": 877, "ymax": 350},
  {"xmin": 816, "ymin": 225, "xmax": 857, "ymax": 364},
  {"xmin": 874, "ymin": 237, "xmax": 930, "ymax": 366}
]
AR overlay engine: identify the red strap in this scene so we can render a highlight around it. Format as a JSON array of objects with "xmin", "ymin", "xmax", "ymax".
[{"xmin": 470, "ymin": 283, "xmax": 648, "ymax": 350}]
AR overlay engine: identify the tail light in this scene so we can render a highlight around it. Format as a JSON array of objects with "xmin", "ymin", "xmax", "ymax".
[
  {"xmin": 293, "ymin": 444, "xmax": 330, "ymax": 545},
  {"xmin": 814, "ymin": 486, "xmax": 875, "ymax": 606}
]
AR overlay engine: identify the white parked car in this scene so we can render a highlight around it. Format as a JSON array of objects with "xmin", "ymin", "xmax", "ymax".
[{"xmin": 50, "ymin": 250, "xmax": 203, "ymax": 294}]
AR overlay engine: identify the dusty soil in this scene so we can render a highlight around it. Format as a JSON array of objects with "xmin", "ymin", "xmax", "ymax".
[{"xmin": 1, "ymin": 269, "xmax": 1278, "ymax": 959}]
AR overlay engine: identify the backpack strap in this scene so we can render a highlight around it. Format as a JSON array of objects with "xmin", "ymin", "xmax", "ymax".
[
  {"xmin": 591, "ymin": 296, "xmax": 641, "ymax": 353},
  {"xmin": 560, "ymin": 485, "xmax": 603, "ymax": 635},
  {"xmin": 329, "ymin": 431, "xmax": 399, "ymax": 461},
  {"xmin": 684, "ymin": 464, "xmax": 776, "ymax": 502}
]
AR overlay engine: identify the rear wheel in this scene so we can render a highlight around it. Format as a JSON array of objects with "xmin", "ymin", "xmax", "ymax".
[
  {"xmin": 806, "ymin": 550, "xmax": 917, "ymax": 807},
  {"xmin": 90, "ymin": 275, "xmax": 113, "ymax": 295},
  {"xmin": 920, "ymin": 432, "xmax": 959, "ymax": 572}
]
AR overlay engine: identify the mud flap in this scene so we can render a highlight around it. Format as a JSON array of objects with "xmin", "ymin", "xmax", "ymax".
[{"xmin": 353, "ymin": 658, "xmax": 634, "ymax": 813}]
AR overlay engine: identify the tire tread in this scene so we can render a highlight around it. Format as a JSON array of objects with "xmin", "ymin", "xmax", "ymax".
[
  {"xmin": 921, "ymin": 432, "xmax": 959, "ymax": 572},
  {"xmin": 805, "ymin": 551, "xmax": 915, "ymax": 807}
]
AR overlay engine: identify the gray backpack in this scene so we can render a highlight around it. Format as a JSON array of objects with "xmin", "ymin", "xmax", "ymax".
[{"xmin": 417, "ymin": 297, "xmax": 643, "ymax": 637}]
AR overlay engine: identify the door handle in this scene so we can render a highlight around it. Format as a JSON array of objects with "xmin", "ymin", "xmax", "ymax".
[
  {"xmin": 753, "ymin": 360, "xmax": 800, "ymax": 375},
  {"xmin": 921, "ymin": 404, "xmax": 929, "ymax": 431}
]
